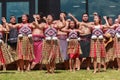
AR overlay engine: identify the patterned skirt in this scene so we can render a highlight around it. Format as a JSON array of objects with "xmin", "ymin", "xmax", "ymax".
[
  {"xmin": 90, "ymin": 39, "xmax": 106, "ymax": 63},
  {"xmin": 67, "ymin": 39, "xmax": 82, "ymax": 59},
  {"xmin": 42, "ymin": 39, "xmax": 63, "ymax": 64},
  {"xmin": 0, "ymin": 42, "xmax": 14, "ymax": 65},
  {"xmin": 16, "ymin": 36, "xmax": 34, "ymax": 60},
  {"xmin": 32, "ymin": 35, "xmax": 44, "ymax": 64},
  {"xmin": 114, "ymin": 37, "xmax": 120, "ymax": 58}
]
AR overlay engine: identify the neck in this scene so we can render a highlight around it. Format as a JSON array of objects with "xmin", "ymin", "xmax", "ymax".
[
  {"xmin": 48, "ymin": 22, "xmax": 53, "ymax": 25},
  {"xmin": 22, "ymin": 21, "xmax": 28, "ymax": 24},
  {"xmin": 82, "ymin": 20, "xmax": 88, "ymax": 23},
  {"xmin": 95, "ymin": 23, "xmax": 100, "ymax": 25}
]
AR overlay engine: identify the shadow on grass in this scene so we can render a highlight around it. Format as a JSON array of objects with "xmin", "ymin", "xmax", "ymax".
[
  {"xmin": 44, "ymin": 71, "xmax": 62, "ymax": 74},
  {"xmin": 0, "ymin": 71, "xmax": 16, "ymax": 74}
]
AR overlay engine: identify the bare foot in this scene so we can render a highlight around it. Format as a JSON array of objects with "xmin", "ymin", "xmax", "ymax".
[
  {"xmin": 70, "ymin": 69, "xmax": 72, "ymax": 72},
  {"xmin": 103, "ymin": 68, "xmax": 106, "ymax": 72},
  {"xmin": 118, "ymin": 68, "xmax": 120, "ymax": 71},
  {"xmin": 87, "ymin": 67, "xmax": 90, "ymax": 71},
  {"xmin": 93, "ymin": 70, "xmax": 97, "ymax": 74},
  {"xmin": 31, "ymin": 62, "xmax": 36, "ymax": 69},
  {"xmin": 3, "ymin": 68, "xmax": 6, "ymax": 71},
  {"xmin": 73, "ymin": 69, "xmax": 76, "ymax": 72},
  {"xmin": 17, "ymin": 67, "xmax": 20, "ymax": 72}
]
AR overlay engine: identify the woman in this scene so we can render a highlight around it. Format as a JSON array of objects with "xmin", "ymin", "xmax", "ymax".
[
  {"xmin": 8, "ymin": 14, "xmax": 35, "ymax": 72},
  {"xmin": 0, "ymin": 17, "xmax": 14, "ymax": 71},
  {"xmin": 114, "ymin": 21, "xmax": 120, "ymax": 70},
  {"xmin": 62, "ymin": 20, "xmax": 82, "ymax": 72},
  {"xmin": 42, "ymin": 14, "xmax": 63, "ymax": 73},
  {"xmin": 103, "ymin": 16, "xmax": 115, "ymax": 69}
]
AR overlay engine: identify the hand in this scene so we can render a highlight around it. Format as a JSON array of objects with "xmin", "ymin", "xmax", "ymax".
[
  {"xmin": 32, "ymin": 21, "xmax": 36, "ymax": 25},
  {"xmin": 103, "ymin": 16, "xmax": 107, "ymax": 20},
  {"xmin": 68, "ymin": 13, "xmax": 73, "ymax": 17},
  {"xmin": 43, "ymin": 16, "xmax": 47, "ymax": 20},
  {"xmin": 60, "ymin": 13, "xmax": 64, "ymax": 18},
  {"xmin": 33, "ymin": 14, "xmax": 37, "ymax": 19}
]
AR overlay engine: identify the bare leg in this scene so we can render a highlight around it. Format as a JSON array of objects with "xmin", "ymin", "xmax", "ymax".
[
  {"xmin": 25, "ymin": 60, "xmax": 30, "ymax": 71},
  {"xmin": 98, "ymin": 63, "xmax": 101, "ymax": 72},
  {"xmin": 17, "ymin": 61, "xmax": 20, "ymax": 71},
  {"xmin": 79, "ymin": 58, "xmax": 82, "ymax": 70},
  {"xmin": 103, "ymin": 60, "xmax": 106, "ymax": 71},
  {"xmin": 76, "ymin": 58, "xmax": 80, "ymax": 70},
  {"xmin": 73, "ymin": 59, "xmax": 76, "ymax": 72},
  {"xmin": 31, "ymin": 62, "xmax": 36, "ymax": 69},
  {"xmin": 111, "ymin": 61, "xmax": 115, "ymax": 69},
  {"xmin": 39, "ymin": 64, "xmax": 42, "ymax": 70},
  {"xmin": 19, "ymin": 59, "xmax": 24, "ymax": 72},
  {"xmin": 2, "ymin": 64, "xmax": 6, "ymax": 71},
  {"xmin": 46, "ymin": 64, "xmax": 51, "ymax": 73},
  {"xmin": 69, "ymin": 59, "xmax": 73, "ymax": 72},
  {"xmin": 93, "ymin": 58, "xmax": 97, "ymax": 73},
  {"xmin": 86, "ymin": 57, "xmax": 91, "ymax": 71},
  {"xmin": 117, "ymin": 58, "xmax": 120, "ymax": 70},
  {"xmin": 51, "ymin": 61, "xmax": 55, "ymax": 73},
  {"xmin": 64, "ymin": 60, "xmax": 69, "ymax": 70}
]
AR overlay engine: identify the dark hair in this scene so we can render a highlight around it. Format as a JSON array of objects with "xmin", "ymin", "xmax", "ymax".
[
  {"xmin": 60, "ymin": 11, "xmax": 67, "ymax": 16},
  {"xmin": 94, "ymin": 15, "xmax": 102, "ymax": 24},
  {"xmin": 68, "ymin": 20, "xmax": 78, "ymax": 29},
  {"xmin": 22, "ymin": 14, "xmax": 30, "ymax": 22},
  {"xmin": 82, "ymin": 13, "xmax": 89, "ymax": 22},
  {"xmin": 107, "ymin": 16, "xmax": 112, "ymax": 21},
  {"xmin": 47, "ymin": 13, "xmax": 55, "ymax": 20},
  {"xmin": 10, "ymin": 15, "xmax": 16, "ymax": 20},
  {"xmin": 82, "ymin": 13, "xmax": 89, "ymax": 17}
]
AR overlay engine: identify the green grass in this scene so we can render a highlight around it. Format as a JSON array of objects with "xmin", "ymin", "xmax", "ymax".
[{"xmin": 0, "ymin": 69, "xmax": 120, "ymax": 80}]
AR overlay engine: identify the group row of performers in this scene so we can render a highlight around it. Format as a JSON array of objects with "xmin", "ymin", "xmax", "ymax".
[{"xmin": 0, "ymin": 12, "xmax": 120, "ymax": 74}]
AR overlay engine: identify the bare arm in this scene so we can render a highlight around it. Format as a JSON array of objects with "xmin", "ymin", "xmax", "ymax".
[
  {"xmin": 103, "ymin": 16, "xmax": 110, "ymax": 27},
  {"xmin": 57, "ymin": 21, "xmax": 65, "ymax": 29},
  {"xmin": 31, "ymin": 14, "xmax": 39, "ymax": 28},
  {"xmin": 8, "ymin": 23, "xmax": 20, "ymax": 28},
  {"xmin": 1, "ymin": 17, "xmax": 10, "ymax": 31},
  {"xmin": 43, "ymin": 16, "xmax": 47, "ymax": 23},
  {"xmin": 60, "ymin": 14, "xmax": 66, "ymax": 26},
  {"xmin": 111, "ymin": 23, "xmax": 119, "ymax": 29},
  {"xmin": 61, "ymin": 21, "xmax": 70, "ymax": 33},
  {"xmin": 39, "ymin": 23, "xmax": 46, "ymax": 29},
  {"xmin": 80, "ymin": 22, "xmax": 93, "ymax": 28},
  {"xmin": 68, "ymin": 13, "xmax": 80, "ymax": 25}
]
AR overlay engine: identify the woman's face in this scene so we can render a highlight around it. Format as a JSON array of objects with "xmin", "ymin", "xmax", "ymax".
[
  {"xmin": 94, "ymin": 16, "xmax": 100, "ymax": 24},
  {"xmin": 22, "ymin": 14, "xmax": 28, "ymax": 22},
  {"xmin": 10, "ymin": 16, "xmax": 16, "ymax": 23},
  {"xmin": 108, "ymin": 18, "xmax": 113, "ymax": 25},
  {"xmin": 36, "ymin": 14, "xmax": 40, "ymax": 21},
  {"xmin": 47, "ymin": 15, "xmax": 53, "ymax": 23},
  {"xmin": 69, "ymin": 21, "xmax": 75, "ymax": 29},
  {"xmin": 60, "ymin": 13, "xmax": 66, "ymax": 19}
]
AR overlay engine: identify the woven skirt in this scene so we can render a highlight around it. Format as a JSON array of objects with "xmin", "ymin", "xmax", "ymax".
[
  {"xmin": 16, "ymin": 36, "xmax": 35, "ymax": 60},
  {"xmin": 42, "ymin": 39, "xmax": 63, "ymax": 64}
]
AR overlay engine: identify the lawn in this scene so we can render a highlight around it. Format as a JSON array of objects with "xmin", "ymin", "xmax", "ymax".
[{"xmin": 0, "ymin": 69, "xmax": 119, "ymax": 80}]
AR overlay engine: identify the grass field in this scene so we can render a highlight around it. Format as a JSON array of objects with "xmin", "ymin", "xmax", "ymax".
[{"xmin": 0, "ymin": 69, "xmax": 120, "ymax": 80}]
